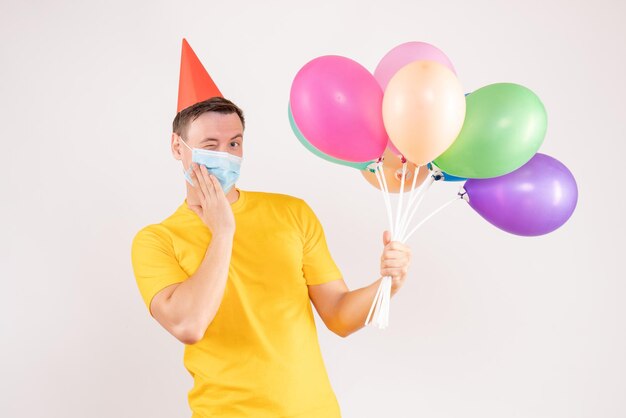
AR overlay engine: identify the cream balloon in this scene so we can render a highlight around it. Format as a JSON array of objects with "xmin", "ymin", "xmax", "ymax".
[
  {"xmin": 360, "ymin": 148, "xmax": 429, "ymax": 193},
  {"xmin": 382, "ymin": 60, "xmax": 466, "ymax": 165}
]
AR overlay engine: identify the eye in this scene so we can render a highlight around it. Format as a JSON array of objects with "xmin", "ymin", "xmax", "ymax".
[{"xmin": 230, "ymin": 141, "xmax": 240, "ymax": 148}]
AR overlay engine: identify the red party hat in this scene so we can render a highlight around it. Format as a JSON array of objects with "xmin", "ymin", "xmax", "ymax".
[{"xmin": 177, "ymin": 38, "xmax": 223, "ymax": 113}]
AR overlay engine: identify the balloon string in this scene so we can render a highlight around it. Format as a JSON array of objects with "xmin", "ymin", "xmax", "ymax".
[
  {"xmin": 367, "ymin": 161, "xmax": 396, "ymax": 329},
  {"xmin": 374, "ymin": 163, "xmax": 394, "ymax": 237},
  {"xmin": 411, "ymin": 165, "xmax": 421, "ymax": 193},
  {"xmin": 374, "ymin": 165, "xmax": 393, "ymax": 235},
  {"xmin": 379, "ymin": 277, "xmax": 391, "ymax": 326},
  {"xmin": 373, "ymin": 278, "xmax": 387, "ymax": 322},
  {"xmin": 396, "ymin": 165, "xmax": 426, "ymax": 239},
  {"xmin": 397, "ymin": 175, "xmax": 436, "ymax": 241},
  {"xmin": 393, "ymin": 161, "xmax": 408, "ymax": 240},
  {"xmin": 403, "ymin": 195, "xmax": 462, "ymax": 242},
  {"xmin": 366, "ymin": 165, "xmax": 458, "ymax": 329},
  {"xmin": 365, "ymin": 276, "xmax": 392, "ymax": 328},
  {"xmin": 378, "ymin": 160, "xmax": 391, "ymax": 195},
  {"xmin": 405, "ymin": 167, "xmax": 429, "ymax": 209}
]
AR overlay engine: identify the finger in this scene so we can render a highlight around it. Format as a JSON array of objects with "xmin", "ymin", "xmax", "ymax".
[
  {"xmin": 191, "ymin": 163, "xmax": 204, "ymax": 197},
  {"xmin": 381, "ymin": 263, "xmax": 409, "ymax": 274},
  {"xmin": 195, "ymin": 164, "xmax": 213, "ymax": 203},
  {"xmin": 198, "ymin": 164, "xmax": 212, "ymax": 199},
  {"xmin": 381, "ymin": 267, "xmax": 408, "ymax": 277},
  {"xmin": 381, "ymin": 268, "xmax": 401, "ymax": 278},
  {"xmin": 206, "ymin": 172, "xmax": 222, "ymax": 198},
  {"xmin": 381, "ymin": 249, "xmax": 406, "ymax": 260},
  {"xmin": 381, "ymin": 256, "xmax": 410, "ymax": 268},
  {"xmin": 209, "ymin": 174, "xmax": 221, "ymax": 202},
  {"xmin": 385, "ymin": 244, "xmax": 411, "ymax": 259},
  {"xmin": 382, "ymin": 263, "xmax": 409, "ymax": 272},
  {"xmin": 207, "ymin": 173, "xmax": 220, "ymax": 201},
  {"xmin": 382, "ymin": 230, "xmax": 391, "ymax": 245},
  {"xmin": 386, "ymin": 241, "xmax": 410, "ymax": 251},
  {"xmin": 208, "ymin": 173, "xmax": 223, "ymax": 199},
  {"xmin": 381, "ymin": 258, "xmax": 410, "ymax": 268},
  {"xmin": 191, "ymin": 164, "xmax": 205, "ymax": 201},
  {"xmin": 210, "ymin": 174, "xmax": 225, "ymax": 196}
]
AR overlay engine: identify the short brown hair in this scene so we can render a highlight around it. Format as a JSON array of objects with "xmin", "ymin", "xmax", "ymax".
[{"xmin": 172, "ymin": 97, "xmax": 245, "ymax": 139}]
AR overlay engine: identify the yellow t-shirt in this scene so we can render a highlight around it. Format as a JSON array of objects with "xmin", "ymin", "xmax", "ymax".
[{"xmin": 131, "ymin": 188, "xmax": 343, "ymax": 418}]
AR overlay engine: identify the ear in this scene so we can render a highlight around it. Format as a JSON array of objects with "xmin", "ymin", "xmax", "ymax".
[{"xmin": 171, "ymin": 132, "xmax": 182, "ymax": 160}]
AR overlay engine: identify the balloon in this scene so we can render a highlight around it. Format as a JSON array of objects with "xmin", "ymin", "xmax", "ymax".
[
  {"xmin": 434, "ymin": 83, "xmax": 548, "ymax": 179},
  {"xmin": 387, "ymin": 138, "xmax": 403, "ymax": 157},
  {"xmin": 463, "ymin": 153, "xmax": 578, "ymax": 236},
  {"xmin": 361, "ymin": 148, "xmax": 429, "ymax": 193},
  {"xmin": 374, "ymin": 41, "xmax": 456, "ymax": 90},
  {"xmin": 290, "ymin": 55, "xmax": 388, "ymax": 162},
  {"xmin": 382, "ymin": 60, "xmax": 466, "ymax": 166},
  {"xmin": 288, "ymin": 103, "xmax": 373, "ymax": 170},
  {"xmin": 427, "ymin": 162, "xmax": 467, "ymax": 182},
  {"xmin": 387, "ymin": 98, "xmax": 470, "ymax": 159}
]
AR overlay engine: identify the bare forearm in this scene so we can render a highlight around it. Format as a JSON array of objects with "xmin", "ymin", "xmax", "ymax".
[
  {"xmin": 166, "ymin": 233, "xmax": 234, "ymax": 340},
  {"xmin": 334, "ymin": 276, "xmax": 400, "ymax": 337}
]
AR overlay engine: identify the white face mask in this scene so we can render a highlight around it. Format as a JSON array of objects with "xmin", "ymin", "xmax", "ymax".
[{"xmin": 179, "ymin": 138, "xmax": 242, "ymax": 194}]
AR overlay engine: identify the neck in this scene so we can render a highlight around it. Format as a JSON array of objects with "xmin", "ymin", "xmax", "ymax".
[{"xmin": 186, "ymin": 184, "xmax": 239, "ymax": 206}]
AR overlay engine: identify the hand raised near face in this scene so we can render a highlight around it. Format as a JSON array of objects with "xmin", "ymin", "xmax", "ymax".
[{"xmin": 187, "ymin": 163, "xmax": 236, "ymax": 237}]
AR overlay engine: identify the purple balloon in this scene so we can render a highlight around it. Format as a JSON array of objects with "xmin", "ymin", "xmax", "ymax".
[
  {"xmin": 374, "ymin": 41, "xmax": 457, "ymax": 91},
  {"xmin": 464, "ymin": 153, "xmax": 578, "ymax": 236}
]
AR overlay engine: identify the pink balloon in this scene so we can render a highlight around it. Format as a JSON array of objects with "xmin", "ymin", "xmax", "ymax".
[
  {"xmin": 387, "ymin": 139, "xmax": 403, "ymax": 157},
  {"xmin": 374, "ymin": 41, "xmax": 457, "ymax": 90},
  {"xmin": 289, "ymin": 55, "xmax": 388, "ymax": 162}
]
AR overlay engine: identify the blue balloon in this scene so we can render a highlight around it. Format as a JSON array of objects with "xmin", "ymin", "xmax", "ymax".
[{"xmin": 427, "ymin": 162, "xmax": 467, "ymax": 182}]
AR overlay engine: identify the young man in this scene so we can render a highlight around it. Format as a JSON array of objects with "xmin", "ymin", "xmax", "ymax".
[{"xmin": 131, "ymin": 40, "xmax": 412, "ymax": 418}]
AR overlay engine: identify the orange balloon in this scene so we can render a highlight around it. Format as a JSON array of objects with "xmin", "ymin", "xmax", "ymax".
[
  {"xmin": 361, "ymin": 148, "xmax": 429, "ymax": 193},
  {"xmin": 382, "ymin": 60, "xmax": 466, "ymax": 165}
]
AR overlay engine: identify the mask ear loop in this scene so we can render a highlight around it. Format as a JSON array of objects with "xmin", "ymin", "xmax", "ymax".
[
  {"xmin": 179, "ymin": 137, "xmax": 196, "ymax": 187},
  {"xmin": 179, "ymin": 136, "xmax": 193, "ymax": 151}
]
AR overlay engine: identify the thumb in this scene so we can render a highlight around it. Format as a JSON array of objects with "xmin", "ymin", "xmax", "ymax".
[{"xmin": 382, "ymin": 230, "xmax": 391, "ymax": 246}]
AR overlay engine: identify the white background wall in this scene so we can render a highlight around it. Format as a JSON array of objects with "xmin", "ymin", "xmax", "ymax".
[{"xmin": 1, "ymin": 0, "xmax": 624, "ymax": 417}]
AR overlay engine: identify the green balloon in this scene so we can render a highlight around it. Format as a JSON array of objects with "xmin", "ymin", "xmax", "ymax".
[
  {"xmin": 288, "ymin": 103, "xmax": 374, "ymax": 170},
  {"xmin": 433, "ymin": 83, "xmax": 547, "ymax": 179}
]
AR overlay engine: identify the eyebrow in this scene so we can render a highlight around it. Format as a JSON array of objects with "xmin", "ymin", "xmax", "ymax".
[{"xmin": 200, "ymin": 134, "xmax": 243, "ymax": 144}]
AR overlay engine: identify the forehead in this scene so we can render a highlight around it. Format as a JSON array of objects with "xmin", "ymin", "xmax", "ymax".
[{"xmin": 186, "ymin": 112, "xmax": 243, "ymax": 143}]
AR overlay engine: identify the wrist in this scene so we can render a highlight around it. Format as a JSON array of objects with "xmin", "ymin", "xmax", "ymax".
[{"xmin": 212, "ymin": 230, "xmax": 234, "ymax": 240}]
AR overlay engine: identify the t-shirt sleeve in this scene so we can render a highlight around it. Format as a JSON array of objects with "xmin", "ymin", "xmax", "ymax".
[
  {"xmin": 298, "ymin": 200, "xmax": 343, "ymax": 286},
  {"xmin": 131, "ymin": 226, "xmax": 189, "ymax": 316}
]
